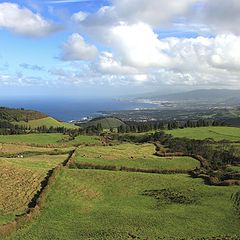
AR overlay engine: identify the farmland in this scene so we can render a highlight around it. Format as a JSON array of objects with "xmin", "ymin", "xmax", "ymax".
[
  {"xmin": 7, "ymin": 169, "xmax": 240, "ymax": 240},
  {"xmin": 0, "ymin": 128, "xmax": 240, "ymax": 239},
  {"xmin": 165, "ymin": 126, "xmax": 240, "ymax": 141},
  {"xmin": 75, "ymin": 143, "xmax": 200, "ymax": 171},
  {"xmin": 0, "ymin": 133, "xmax": 101, "ymax": 146},
  {"xmin": 0, "ymin": 152, "xmax": 69, "ymax": 224},
  {"xmin": 15, "ymin": 117, "xmax": 79, "ymax": 130},
  {"xmin": 0, "ymin": 133, "xmax": 66, "ymax": 145},
  {"xmin": 0, "ymin": 137, "xmax": 72, "ymax": 226}
]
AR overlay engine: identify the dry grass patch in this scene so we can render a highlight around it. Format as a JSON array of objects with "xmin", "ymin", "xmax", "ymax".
[{"xmin": 0, "ymin": 161, "xmax": 46, "ymax": 215}]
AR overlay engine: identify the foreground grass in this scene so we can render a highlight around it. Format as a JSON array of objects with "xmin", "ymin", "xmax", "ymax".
[
  {"xmin": 0, "ymin": 153, "xmax": 69, "ymax": 224},
  {"xmin": 76, "ymin": 144, "xmax": 199, "ymax": 170},
  {"xmin": 0, "ymin": 161, "xmax": 46, "ymax": 224},
  {"xmin": 165, "ymin": 126, "xmax": 240, "ymax": 141},
  {"xmin": 8, "ymin": 169, "xmax": 240, "ymax": 239}
]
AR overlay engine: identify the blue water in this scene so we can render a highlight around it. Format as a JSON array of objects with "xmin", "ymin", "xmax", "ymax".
[{"xmin": 0, "ymin": 98, "xmax": 156, "ymax": 122}]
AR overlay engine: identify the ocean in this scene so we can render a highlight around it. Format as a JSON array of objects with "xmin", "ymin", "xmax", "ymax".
[{"xmin": 0, "ymin": 98, "xmax": 156, "ymax": 122}]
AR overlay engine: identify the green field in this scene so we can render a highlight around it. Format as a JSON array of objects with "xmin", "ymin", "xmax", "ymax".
[
  {"xmin": 0, "ymin": 133, "xmax": 65, "ymax": 145},
  {"xmin": 166, "ymin": 126, "xmax": 240, "ymax": 141},
  {"xmin": 0, "ymin": 133, "xmax": 100, "ymax": 146},
  {"xmin": 68, "ymin": 135, "xmax": 101, "ymax": 146},
  {"xmin": 0, "ymin": 143, "xmax": 73, "ymax": 154},
  {"xmin": 76, "ymin": 143, "xmax": 199, "ymax": 170},
  {"xmin": 7, "ymin": 169, "xmax": 240, "ymax": 240},
  {"xmin": 0, "ymin": 152, "xmax": 69, "ymax": 224},
  {"xmin": 0, "ymin": 154, "xmax": 68, "ymax": 170},
  {"xmin": 15, "ymin": 117, "xmax": 78, "ymax": 130}
]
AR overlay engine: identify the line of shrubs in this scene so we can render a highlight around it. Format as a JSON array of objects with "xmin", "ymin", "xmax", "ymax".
[
  {"xmin": 71, "ymin": 162, "xmax": 190, "ymax": 175},
  {"xmin": 0, "ymin": 149, "xmax": 76, "ymax": 237}
]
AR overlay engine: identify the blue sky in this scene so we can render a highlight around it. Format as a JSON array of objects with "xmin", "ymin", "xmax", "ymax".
[{"xmin": 0, "ymin": 0, "xmax": 240, "ymax": 98}]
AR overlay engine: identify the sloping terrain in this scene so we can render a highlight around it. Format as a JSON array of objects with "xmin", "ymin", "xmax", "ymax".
[
  {"xmin": 83, "ymin": 117, "xmax": 126, "ymax": 129},
  {"xmin": 0, "ymin": 107, "xmax": 78, "ymax": 129}
]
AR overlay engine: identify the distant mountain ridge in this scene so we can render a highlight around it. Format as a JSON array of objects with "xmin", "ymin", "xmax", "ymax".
[{"xmin": 138, "ymin": 89, "xmax": 240, "ymax": 104}]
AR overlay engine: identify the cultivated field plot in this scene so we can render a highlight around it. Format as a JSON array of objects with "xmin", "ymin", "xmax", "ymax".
[
  {"xmin": 0, "ymin": 134, "xmax": 66, "ymax": 145},
  {"xmin": 8, "ymin": 169, "xmax": 240, "ymax": 240},
  {"xmin": 76, "ymin": 143, "xmax": 200, "ymax": 170},
  {"xmin": 0, "ymin": 154, "xmax": 69, "ymax": 170},
  {"xmin": 67, "ymin": 135, "xmax": 101, "ymax": 146},
  {"xmin": 0, "ymin": 134, "xmax": 101, "ymax": 147},
  {"xmin": 0, "ymin": 143, "xmax": 74, "ymax": 155},
  {"xmin": 0, "ymin": 161, "xmax": 46, "ymax": 224},
  {"xmin": 165, "ymin": 126, "xmax": 240, "ymax": 141},
  {"xmin": 0, "ymin": 154, "xmax": 69, "ymax": 225}
]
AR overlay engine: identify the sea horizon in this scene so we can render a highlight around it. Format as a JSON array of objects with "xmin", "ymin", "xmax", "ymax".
[{"xmin": 0, "ymin": 97, "xmax": 156, "ymax": 122}]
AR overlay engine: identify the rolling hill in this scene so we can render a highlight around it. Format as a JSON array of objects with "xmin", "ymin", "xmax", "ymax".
[
  {"xmin": 0, "ymin": 107, "xmax": 78, "ymax": 129},
  {"xmin": 82, "ymin": 117, "xmax": 126, "ymax": 129}
]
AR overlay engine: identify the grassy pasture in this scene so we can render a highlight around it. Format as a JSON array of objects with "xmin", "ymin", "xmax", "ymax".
[
  {"xmin": 0, "ymin": 154, "xmax": 69, "ymax": 170},
  {"xmin": 0, "ymin": 161, "xmax": 46, "ymax": 224},
  {"xmin": 0, "ymin": 134, "xmax": 101, "ymax": 147},
  {"xmin": 76, "ymin": 143, "xmax": 199, "ymax": 171},
  {"xmin": 165, "ymin": 126, "xmax": 240, "ymax": 141},
  {"xmin": 7, "ymin": 169, "xmax": 240, "ymax": 239},
  {"xmin": 68, "ymin": 135, "xmax": 101, "ymax": 146},
  {"xmin": 15, "ymin": 117, "xmax": 78, "ymax": 130},
  {"xmin": 0, "ymin": 153, "xmax": 69, "ymax": 225},
  {"xmin": 0, "ymin": 133, "xmax": 65, "ymax": 145},
  {"xmin": 0, "ymin": 143, "xmax": 74, "ymax": 154}
]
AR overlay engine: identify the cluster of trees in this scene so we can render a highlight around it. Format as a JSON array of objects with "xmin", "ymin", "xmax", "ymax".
[
  {"xmin": 116, "ymin": 119, "xmax": 226, "ymax": 133},
  {"xmin": 0, "ymin": 121, "xmax": 31, "ymax": 135},
  {"xmin": 166, "ymin": 119, "xmax": 225, "ymax": 130},
  {"xmin": 114, "ymin": 131, "xmax": 240, "ymax": 169},
  {"xmin": 118, "ymin": 122, "xmax": 164, "ymax": 133},
  {"xmin": 0, "ymin": 120, "xmax": 105, "ymax": 138},
  {"xmin": 0, "ymin": 107, "xmax": 47, "ymax": 122},
  {"xmin": 155, "ymin": 132, "xmax": 240, "ymax": 169}
]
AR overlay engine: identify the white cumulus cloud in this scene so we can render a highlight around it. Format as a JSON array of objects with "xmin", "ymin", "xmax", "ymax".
[
  {"xmin": 60, "ymin": 33, "xmax": 98, "ymax": 61},
  {"xmin": 0, "ymin": 2, "xmax": 60, "ymax": 37}
]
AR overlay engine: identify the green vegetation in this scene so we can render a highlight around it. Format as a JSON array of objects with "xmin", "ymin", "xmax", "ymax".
[
  {"xmin": 68, "ymin": 135, "xmax": 101, "ymax": 146},
  {"xmin": 82, "ymin": 117, "xmax": 126, "ymax": 130},
  {"xmin": 7, "ymin": 169, "xmax": 240, "ymax": 239},
  {"xmin": 76, "ymin": 143, "xmax": 199, "ymax": 170},
  {"xmin": 0, "ymin": 107, "xmax": 47, "ymax": 122},
  {"xmin": 0, "ymin": 133, "xmax": 66, "ymax": 145},
  {"xmin": 227, "ymin": 165, "xmax": 240, "ymax": 173},
  {"xmin": 0, "ymin": 151, "xmax": 69, "ymax": 225},
  {"xmin": 15, "ymin": 117, "xmax": 78, "ymax": 130},
  {"xmin": 0, "ymin": 121, "xmax": 240, "ymax": 239},
  {"xmin": 0, "ymin": 154, "xmax": 69, "ymax": 170},
  {"xmin": 0, "ymin": 133, "xmax": 101, "ymax": 147},
  {"xmin": 165, "ymin": 126, "xmax": 240, "ymax": 141},
  {"xmin": 0, "ymin": 161, "xmax": 46, "ymax": 224},
  {"xmin": 0, "ymin": 143, "xmax": 73, "ymax": 154}
]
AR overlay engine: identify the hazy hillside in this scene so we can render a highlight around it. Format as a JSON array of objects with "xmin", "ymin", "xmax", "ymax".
[{"xmin": 139, "ymin": 89, "xmax": 240, "ymax": 104}]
